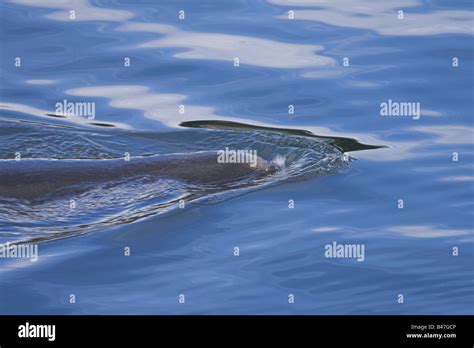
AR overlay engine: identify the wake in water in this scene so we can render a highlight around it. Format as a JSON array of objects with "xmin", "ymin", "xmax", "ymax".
[{"xmin": 0, "ymin": 118, "xmax": 378, "ymax": 244}]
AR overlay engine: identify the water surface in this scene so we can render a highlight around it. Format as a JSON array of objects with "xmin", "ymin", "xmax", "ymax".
[{"xmin": 0, "ymin": 0, "xmax": 473, "ymax": 314}]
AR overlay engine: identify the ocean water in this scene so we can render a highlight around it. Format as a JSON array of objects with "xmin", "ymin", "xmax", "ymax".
[{"xmin": 0, "ymin": 0, "xmax": 473, "ymax": 314}]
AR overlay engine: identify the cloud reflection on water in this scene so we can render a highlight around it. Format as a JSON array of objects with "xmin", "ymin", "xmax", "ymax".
[
  {"xmin": 117, "ymin": 21, "xmax": 335, "ymax": 69},
  {"xmin": 12, "ymin": 0, "xmax": 133, "ymax": 22},
  {"xmin": 269, "ymin": 0, "xmax": 474, "ymax": 36}
]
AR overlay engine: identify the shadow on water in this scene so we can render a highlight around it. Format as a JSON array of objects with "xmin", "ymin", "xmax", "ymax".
[{"xmin": 180, "ymin": 120, "xmax": 386, "ymax": 152}]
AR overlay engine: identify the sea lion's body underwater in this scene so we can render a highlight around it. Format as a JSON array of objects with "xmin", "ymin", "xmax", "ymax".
[{"xmin": 0, "ymin": 151, "xmax": 275, "ymax": 201}]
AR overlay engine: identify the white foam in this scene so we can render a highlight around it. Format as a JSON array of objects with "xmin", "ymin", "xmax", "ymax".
[{"xmin": 271, "ymin": 154, "xmax": 287, "ymax": 168}]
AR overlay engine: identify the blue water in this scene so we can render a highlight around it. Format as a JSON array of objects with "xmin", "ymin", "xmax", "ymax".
[{"xmin": 0, "ymin": 0, "xmax": 473, "ymax": 314}]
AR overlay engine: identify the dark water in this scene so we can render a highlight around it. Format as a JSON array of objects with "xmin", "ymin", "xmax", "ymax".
[{"xmin": 0, "ymin": 0, "xmax": 473, "ymax": 314}]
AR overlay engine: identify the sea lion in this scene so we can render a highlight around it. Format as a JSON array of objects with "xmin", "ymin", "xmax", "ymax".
[{"xmin": 0, "ymin": 151, "xmax": 275, "ymax": 201}]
